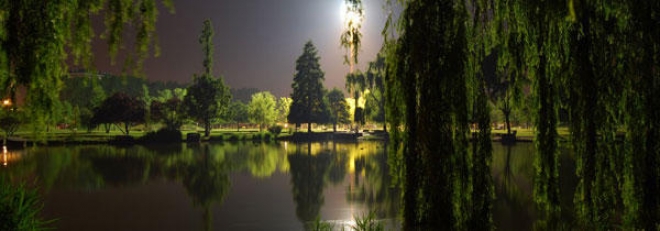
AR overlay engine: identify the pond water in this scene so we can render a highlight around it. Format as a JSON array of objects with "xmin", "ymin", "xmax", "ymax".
[{"xmin": 1, "ymin": 141, "xmax": 575, "ymax": 230}]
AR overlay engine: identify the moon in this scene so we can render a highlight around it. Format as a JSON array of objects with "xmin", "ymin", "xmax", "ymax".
[{"xmin": 340, "ymin": 1, "xmax": 359, "ymax": 26}]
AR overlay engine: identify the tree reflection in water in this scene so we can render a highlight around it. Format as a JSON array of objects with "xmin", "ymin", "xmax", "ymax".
[
  {"xmin": 285, "ymin": 141, "xmax": 401, "ymax": 230},
  {"xmin": 287, "ymin": 142, "xmax": 331, "ymax": 230},
  {"xmin": 344, "ymin": 142, "xmax": 400, "ymax": 222},
  {"xmin": 179, "ymin": 144, "xmax": 230, "ymax": 231},
  {"xmin": 492, "ymin": 144, "xmax": 534, "ymax": 230}
]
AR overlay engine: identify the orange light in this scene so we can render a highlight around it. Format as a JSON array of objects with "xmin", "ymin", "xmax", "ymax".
[{"xmin": 2, "ymin": 99, "xmax": 10, "ymax": 106}]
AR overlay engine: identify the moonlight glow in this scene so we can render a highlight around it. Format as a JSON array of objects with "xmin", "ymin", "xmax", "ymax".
[{"xmin": 340, "ymin": 1, "xmax": 360, "ymax": 26}]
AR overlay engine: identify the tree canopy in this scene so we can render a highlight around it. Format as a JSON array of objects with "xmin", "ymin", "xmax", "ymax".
[
  {"xmin": 276, "ymin": 97, "xmax": 292, "ymax": 125},
  {"xmin": 248, "ymin": 91, "xmax": 277, "ymax": 132},
  {"xmin": 91, "ymin": 92, "xmax": 145, "ymax": 135},
  {"xmin": 326, "ymin": 88, "xmax": 350, "ymax": 132},
  {"xmin": 150, "ymin": 97, "xmax": 184, "ymax": 131}
]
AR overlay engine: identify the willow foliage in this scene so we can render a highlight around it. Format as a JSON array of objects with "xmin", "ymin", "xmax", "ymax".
[
  {"xmin": 562, "ymin": 1, "xmax": 629, "ymax": 228},
  {"xmin": 385, "ymin": 0, "xmax": 660, "ymax": 229},
  {"xmin": 0, "ymin": 0, "xmax": 173, "ymax": 132},
  {"xmin": 621, "ymin": 1, "xmax": 660, "ymax": 229},
  {"xmin": 386, "ymin": 0, "xmax": 475, "ymax": 229}
]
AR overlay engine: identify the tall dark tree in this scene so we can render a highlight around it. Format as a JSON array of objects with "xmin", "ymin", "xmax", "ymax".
[
  {"xmin": 326, "ymin": 88, "xmax": 350, "ymax": 132},
  {"xmin": 288, "ymin": 41, "xmax": 329, "ymax": 132},
  {"xmin": 184, "ymin": 19, "xmax": 231, "ymax": 137}
]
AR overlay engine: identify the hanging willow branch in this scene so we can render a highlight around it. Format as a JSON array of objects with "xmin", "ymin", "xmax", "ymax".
[{"xmin": 0, "ymin": 0, "xmax": 174, "ymax": 132}]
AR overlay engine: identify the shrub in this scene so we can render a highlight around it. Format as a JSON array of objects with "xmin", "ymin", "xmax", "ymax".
[
  {"xmin": 111, "ymin": 135, "xmax": 136, "ymax": 145},
  {"xmin": 251, "ymin": 133, "xmax": 263, "ymax": 141},
  {"xmin": 141, "ymin": 129, "xmax": 182, "ymax": 143},
  {"xmin": 227, "ymin": 134, "xmax": 240, "ymax": 142},
  {"xmin": 186, "ymin": 133, "xmax": 201, "ymax": 142},
  {"xmin": 267, "ymin": 125, "xmax": 283, "ymax": 137}
]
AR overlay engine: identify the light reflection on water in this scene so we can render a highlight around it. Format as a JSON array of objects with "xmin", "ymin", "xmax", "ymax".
[
  {"xmin": 0, "ymin": 141, "xmax": 576, "ymax": 230},
  {"xmin": 1, "ymin": 141, "xmax": 400, "ymax": 231},
  {"xmin": 2, "ymin": 145, "xmax": 22, "ymax": 167}
]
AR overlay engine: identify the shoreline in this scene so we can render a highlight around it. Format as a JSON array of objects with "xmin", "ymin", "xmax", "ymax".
[{"xmin": 2, "ymin": 131, "xmax": 546, "ymax": 150}]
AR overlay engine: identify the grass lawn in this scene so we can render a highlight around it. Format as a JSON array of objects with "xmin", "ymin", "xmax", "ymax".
[
  {"xmin": 5, "ymin": 124, "xmax": 576, "ymax": 144},
  {"xmin": 8, "ymin": 127, "xmax": 287, "ymax": 143},
  {"xmin": 490, "ymin": 126, "xmax": 570, "ymax": 139}
]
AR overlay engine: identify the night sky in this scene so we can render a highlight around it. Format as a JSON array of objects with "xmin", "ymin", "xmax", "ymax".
[{"xmin": 91, "ymin": 0, "xmax": 390, "ymax": 97}]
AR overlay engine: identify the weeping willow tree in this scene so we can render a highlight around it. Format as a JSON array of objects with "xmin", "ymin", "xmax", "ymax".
[
  {"xmin": 556, "ymin": 0, "xmax": 660, "ymax": 229},
  {"xmin": 505, "ymin": 0, "xmax": 659, "ymax": 228},
  {"xmin": 622, "ymin": 0, "xmax": 660, "ymax": 229},
  {"xmin": 465, "ymin": 0, "xmax": 496, "ymax": 229},
  {"xmin": 491, "ymin": 0, "xmax": 529, "ymax": 137},
  {"xmin": 563, "ymin": 1, "xmax": 629, "ymax": 228},
  {"xmin": 491, "ymin": 0, "xmax": 570, "ymax": 227},
  {"xmin": 341, "ymin": 0, "xmax": 364, "ymax": 133},
  {"xmin": 385, "ymin": 0, "xmax": 659, "ymax": 229},
  {"xmin": 0, "ymin": 0, "xmax": 174, "ymax": 134},
  {"xmin": 385, "ymin": 0, "xmax": 477, "ymax": 229}
]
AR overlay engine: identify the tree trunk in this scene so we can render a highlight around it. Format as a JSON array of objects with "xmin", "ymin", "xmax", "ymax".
[
  {"xmin": 333, "ymin": 122, "xmax": 337, "ymax": 132},
  {"xmin": 503, "ymin": 108, "xmax": 511, "ymax": 135},
  {"xmin": 125, "ymin": 122, "xmax": 130, "ymax": 135},
  {"xmin": 204, "ymin": 122, "xmax": 211, "ymax": 137},
  {"xmin": 354, "ymin": 96, "xmax": 359, "ymax": 134},
  {"xmin": 307, "ymin": 122, "xmax": 312, "ymax": 133}
]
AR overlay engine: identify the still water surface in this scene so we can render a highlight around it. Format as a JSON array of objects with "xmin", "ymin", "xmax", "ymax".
[{"xmin": 1, "ymin": 141, "xmax": 571, "ymax": 230}]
